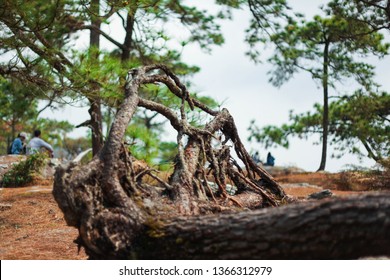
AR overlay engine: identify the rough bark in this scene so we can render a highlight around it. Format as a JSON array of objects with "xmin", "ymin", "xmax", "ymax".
[
  {"xmin": 88, "ymin": 0, "xmax": 104, "ymax": 156},
  {"xmin": 52, "ymin": 65, "xmax": 390, "ymax": 261},
  {"xmin": 133, "ymin": 192, "xmax": 390, "ymax": 260},
  {"xmin": 88, "ymin": 99, "xmax": 104, "ymax": 155}
]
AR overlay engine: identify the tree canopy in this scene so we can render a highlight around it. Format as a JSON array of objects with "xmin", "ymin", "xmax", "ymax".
[{"xmin": 0, "ymin": 0, "xmax": 241, "ymax": 160}]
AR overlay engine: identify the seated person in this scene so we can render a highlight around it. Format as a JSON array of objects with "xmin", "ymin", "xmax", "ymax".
[
  {"xmin": 26, "ymin": 130, "xmax": 54, "ymax": 157},
  {"xmin": 251, "ymin": 151, "xmax": 262, "ymax": 164},
  {"xmin": 265, "ymin": 152, "xmax": 275, "ymax": 166},
  {"xmin": 10, "ymin": 132, "xmax": 27, "ymax": 155}
]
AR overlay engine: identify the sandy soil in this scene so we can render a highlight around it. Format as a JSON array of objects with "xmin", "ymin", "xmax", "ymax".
[{"xmin": 0, "ymin": 185, "xmax": 87, "ymax": 260}]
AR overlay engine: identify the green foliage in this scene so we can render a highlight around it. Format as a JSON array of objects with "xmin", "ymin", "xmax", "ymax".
[
  {"xmin": 72, "ymin": 49, "xmax": 139, "ymax": 101},
  {"xmin": 245, "ymin": 0, "xmax": 293, "ymax": 62},
  {"xmin": 127, "ymin": 123, "xmax": 160, "ymax": 165},
  {"xmin": 0, "ymin": 77, "xmax": 77, "ymax": 154},
  {"xmin": 248, "ymin": 90, "xmax": 390, "ymax": 162},
  {"xmin": 0, "ymin": 79, "xmax": 39, "ymax": 122},
  {"xmin": 327, "ymin": 0, "xmax": 390, "ymax": 32},
  {"xmin": 0, "ymin": 0, "xmax": 233, "ymax": 101},
  {"xmin": 139, "ymin": 0, "xmax": 229, "ymax": 50},
  {"xmin": 248, "ymin": 120, "xmax": 290, "ymax": 149},
  {"xmin": 329, "ymin": 91, "xmax": 390, "ymax": 161},
  {"xmin": 1, "ymin": 153, "xmax": 48, "ymax": 187},
  {"xmin": 0, "ymin": 78, "xmax": 39, "ymax": 153},
  {"xmin": 158, "ymin": 141, "xmax": 178, "ymax": 163},
  {"xmin": 1, "ymin": 0, "xmax": 238, "ymax": 163},
  {"xmin": 266, "ymin": 14, "xmax": 388, "ymax": 88}
]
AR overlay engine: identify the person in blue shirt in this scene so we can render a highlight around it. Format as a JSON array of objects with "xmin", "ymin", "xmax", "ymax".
[
  {"xmin": 10, "ymin": 132, "xmax": 27, "ymax": 155},
  {"xmin": 265, "ymin": 152, "xmax": 275, "ymax": 166}
]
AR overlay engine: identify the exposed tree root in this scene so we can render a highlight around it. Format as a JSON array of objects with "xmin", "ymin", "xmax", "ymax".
[{"xmin": 56, "ymin": 64, "xmax": 388, "ymax": 260}]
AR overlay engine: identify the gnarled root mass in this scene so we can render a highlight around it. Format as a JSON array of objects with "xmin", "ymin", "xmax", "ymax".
[{"xmin": 53, "ymin": 65, "xmax": 390, "ymax": 260}]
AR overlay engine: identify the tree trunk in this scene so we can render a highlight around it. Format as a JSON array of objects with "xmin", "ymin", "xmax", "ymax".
[
  {"xmin": 121, "ymin": 9, "xmax": 137, "ymax": 61},
  {"xmin": 88, "ymin": 99, "xmax": 104, "ymax": 155},
  {"xmin": 361, "ymin": 138, "xmax": 382, "ymax": 162},
  {"xmin": 132, "ymin": 192, "xmax": 390, "ymax": 260},
  {"xmin": 88, "ymin": 0, "xmax": 104, "ymax": 156},
  {"xmin": 318, "ymin": 42, "xmax": 330, "ymax": 171}
]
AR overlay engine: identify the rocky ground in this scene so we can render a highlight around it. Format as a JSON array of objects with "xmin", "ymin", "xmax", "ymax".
[{"xmin": 0, "ymin": 156, "xmax": 385, "ymax": 260}]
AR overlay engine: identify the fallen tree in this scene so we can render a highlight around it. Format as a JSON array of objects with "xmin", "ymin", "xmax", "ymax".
[
  {"xmin": 133, "ymin": 192, "xmax": 390, "ymax": 259},
  {"xmin": 53, "ymin": 65, "xmax": 390, "ymax": 259}
]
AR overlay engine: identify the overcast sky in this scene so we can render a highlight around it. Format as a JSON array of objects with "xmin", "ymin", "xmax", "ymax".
[{"xmin": 40, "ymin": 0, "xmax": 390, "ymax": 172}]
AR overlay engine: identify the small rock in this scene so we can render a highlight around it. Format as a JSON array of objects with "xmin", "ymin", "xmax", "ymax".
[
  {"xmin": 0, "ymin": 203, "xmax": 12, "ymax": 211},
  {"xmin": 15, "ymin": 235, "xmax": 29, "ymax": 241},
  {"xmin": 308, "ymin": 189, "xmax": 333, "ymax": 200}
]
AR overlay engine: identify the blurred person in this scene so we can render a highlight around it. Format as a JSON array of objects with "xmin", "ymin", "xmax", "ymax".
[
  {"xmin": 251, "ymin": 151, "xmax": 262, "ymax": 164},
  {"xmin": 10, "ymin": 132, "xmax": 27, "ymax": 155},
  {"xmin": 26, "ymin": 129, "xmax": 54, "ymax": 157},
  {"xmin": 265, "ymin": 152, "xmax": 275, "ymax": 166}
]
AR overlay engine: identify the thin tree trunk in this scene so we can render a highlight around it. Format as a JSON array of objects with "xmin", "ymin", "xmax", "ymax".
[
  {"xmin": 121, "ymin": 9, "xmax": 137, "ymax": 61},
  {"xmin": 6, "ymin": 135, "xmax": 11, "ymax": 154},
  {"xmin": 318, "ymin": 42, "xmax": 329, "ymax": 171},
  {"xmin": 89, "ymin": 0, "xmax": 104, "ymax": 155},
  {"xmin": 11, "ymin": 117, "xmax": 16, "ymax": 140},
  {"xmin": 361, "ymin": 138, "xmax": 382, "ymax": 162}
]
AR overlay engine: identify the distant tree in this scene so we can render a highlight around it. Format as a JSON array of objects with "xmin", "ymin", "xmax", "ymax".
[
  {"xmin": 248, "ymin": 90, "xmax": 390, "ymax": 164},
  {"xmin": 330, "ymin": 91, "xmax": 390, "ymax": 162},
  {"xmin": 247, "ymin": 9, "xmax": 389, "ymax": 170},
  {"xmin": 0, "ymin": 78, "xmax": 39, "ymax": 153}
]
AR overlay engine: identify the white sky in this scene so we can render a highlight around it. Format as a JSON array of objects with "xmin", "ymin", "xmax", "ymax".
[{"xmin": 40, "ymin": 0, "xmax": 390, "ymax": 172}]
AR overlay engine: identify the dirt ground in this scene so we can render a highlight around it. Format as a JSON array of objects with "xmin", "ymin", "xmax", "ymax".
[
  {"xmin": 0, "ymin": 185, "xmax": 87, "ymax": 260},
  {"xmin": 0, "ymin": 170, "xmax": 371, "ymax": 260}
]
